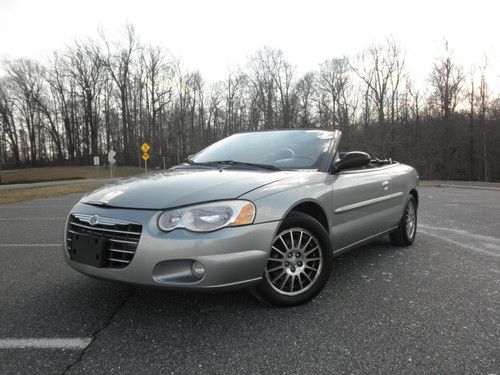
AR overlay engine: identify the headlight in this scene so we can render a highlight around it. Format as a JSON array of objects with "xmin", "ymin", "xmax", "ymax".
[{"xmin": 158, "ymin": 200, "xmax": 255, "ymax": 232}]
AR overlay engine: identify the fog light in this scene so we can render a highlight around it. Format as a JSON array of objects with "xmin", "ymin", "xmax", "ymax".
[{"xmin": 191, "ymin": 261, "xmax": 205, "ymax": 279}]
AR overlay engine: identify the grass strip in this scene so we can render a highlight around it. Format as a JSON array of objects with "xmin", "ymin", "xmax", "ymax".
[{"xmin": 0, "ymin": 183, "xmax": 105, "ymax": 205}]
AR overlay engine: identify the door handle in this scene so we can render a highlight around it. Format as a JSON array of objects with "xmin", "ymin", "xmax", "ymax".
[{"xmin": 382, "ymin": 181, "xmax": 390, "ymax": 190}]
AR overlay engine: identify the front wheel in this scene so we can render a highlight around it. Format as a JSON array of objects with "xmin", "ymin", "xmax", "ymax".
[
  {"xmin": 250, "ymin": 212, "xmax": 333, "ymax": 307},
  {"xmin": 389, "ymin": 195, "xmax": 417, "ymax": 246}
]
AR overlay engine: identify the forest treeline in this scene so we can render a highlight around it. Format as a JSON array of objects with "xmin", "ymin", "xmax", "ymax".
[{"xmin": 0, "ymin": 25, "xmax": 498, "ymax": 181}]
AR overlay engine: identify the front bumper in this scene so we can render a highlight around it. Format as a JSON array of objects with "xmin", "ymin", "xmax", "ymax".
[{"xmin": 64, "ymin": 202, "xmax": 280, "ymax": 291}]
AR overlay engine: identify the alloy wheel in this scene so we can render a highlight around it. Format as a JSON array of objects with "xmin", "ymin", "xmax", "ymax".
[
  {"xmin": 405, "ymin": 201, "xmax": 416, "ymax": 239},
  {"xmin": 265, "ymin": 228, "xmax": 323, "ymax": 296}
]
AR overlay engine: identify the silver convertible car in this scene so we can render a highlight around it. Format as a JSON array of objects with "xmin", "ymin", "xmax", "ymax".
[{"xmin": 64, "ymin": 129, "xmax": 418, "ymax": 306}]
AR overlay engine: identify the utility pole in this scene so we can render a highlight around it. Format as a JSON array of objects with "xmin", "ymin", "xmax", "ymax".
[
  {"xmin": 0, "ymin": 127, "xmax": 4, "ymax": 184},
  {"xmin": 108, "ymin": 150, "xmax": 116, "ymax": 178}
]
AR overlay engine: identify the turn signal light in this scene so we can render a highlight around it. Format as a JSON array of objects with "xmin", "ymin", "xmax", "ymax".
[{"xmin": 233, "ymin": 203, "xmax": 255, "ymax": 226}]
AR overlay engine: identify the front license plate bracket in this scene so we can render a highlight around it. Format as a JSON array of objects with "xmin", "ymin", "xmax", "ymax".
[{"xmin": 69, "ymin": 233, "xmax": 109, "ymax": 267}]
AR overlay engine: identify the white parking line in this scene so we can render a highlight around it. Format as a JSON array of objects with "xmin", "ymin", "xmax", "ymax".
[
  {"xmin": 419, "ymin": 224, "xmax": 500, "ymax": 258},
  {"xmin": 0, "ymin": 206, "xmax": 71, "ymax": 209},
  {"xmin": 0, "ymin": 218, "xmax": 66, "ymax": 220},
  {"xmin": 0, "ymin": 244, "xmax": 61, "ymax": 247},
  {"xmin": 420, "ymin": 224, "xmax": 500, "ymax": 245},
  {"xmin": 0, "ymin": 338, "xmax": 92, "ymax": 350}
]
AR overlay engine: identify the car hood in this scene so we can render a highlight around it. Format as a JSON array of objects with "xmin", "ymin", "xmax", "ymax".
[{"xmin": 80, "ymin": 168, "xmax": 294, "ymax": 209}]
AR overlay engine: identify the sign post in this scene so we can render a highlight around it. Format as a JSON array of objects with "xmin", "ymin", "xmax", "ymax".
[
  {"xmin": 108, "ymin": 150, "xmax": 116, "ymax": 178},
  {"xmin": 142, "ymin": 152, "xmax": 150, "ymax": 173},
  {"xmin": 141, "ymin": 143, "xmax": 151, "ymax": 173},
  {"xmin": 93, "ymin": 156, "xmax": 100, "ymax": 178}
]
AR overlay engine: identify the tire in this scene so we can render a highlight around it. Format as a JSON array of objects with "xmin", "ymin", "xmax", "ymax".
[
  {"xmin": 250, "ymin": 212, "xmax": 333, "ymax": 307},
  {"xmin": 389, "ymin": 195, "xmax": 417, "ymax": 247}
]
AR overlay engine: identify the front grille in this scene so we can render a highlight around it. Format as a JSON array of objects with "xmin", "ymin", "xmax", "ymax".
[{"xmin": 66, "ymin": 213, "xmax": 142, "ymax": 269}]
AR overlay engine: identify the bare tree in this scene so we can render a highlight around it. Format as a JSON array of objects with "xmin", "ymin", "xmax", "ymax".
[
  {"xmin": 269, "ymin": 49, "xmax": 296, "ymax": 128},
  {"xmin": 0, "ymin": 27, "xmax": 499, "ymax": 182},
  {"xmin": 223, "ymin": 71, "xmax": 248, "ymax": 135},
  {"xmin": 45, "ymin": 52, "xmax": 77, "ymax": 162},
  {"xmin": 0, "ymin": 78, "xmax": 21, "ymax": 166},
  {"xmin": 295, "ymin": 72, "xmax": 316, "ymax": 128},
  {"xmin": 430, "ymin": 43, "xmax": 464, "ymax": 121},
  {"xmin": 248, "ymin": 48, "xmax": 277, "ymax": 129},
  {"xmin": 478, "ymin": 63, "xmax": 489, "ymax": 181},
  {"xmin": 429, "ymin": 42, "xmax": 464, "ymax": 178},
  {"xmin": 317, "ymin": 58, "xmax": 351, "ymax": 129},
  {"xmin": 3, "ymin": 58, "xmax": 46, "ymax": 165},
  {"xmin": 466, "ymin": 69, "xmax": 475, "ymax": 180},
  {"xmin": 65, "ymin": 40, "xmax": 104, "ymax": 159},
  {"xmin": 100, "ymin": 24, "xmax": 138, "ymax": 164},
  {"xmin": 351, "ymin": 38, "xmax": 405, "ymax": 154},
  {"xmin": 142, "ymin": 46, "xmax": 172, "ymax": 157}
]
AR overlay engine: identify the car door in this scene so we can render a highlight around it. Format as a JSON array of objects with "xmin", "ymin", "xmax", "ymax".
[{"xmin": 329, "ymin": 166, "xmax": 396, "ymax": 252}]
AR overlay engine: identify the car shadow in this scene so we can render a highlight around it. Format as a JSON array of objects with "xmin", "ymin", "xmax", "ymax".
[
  {"xmin": 115, "ymin": 235, "xmax": 403, "ymax": 312},
  {"xmin": 14, "ymin": 235, "xmax": 406, "ymax": 337}
]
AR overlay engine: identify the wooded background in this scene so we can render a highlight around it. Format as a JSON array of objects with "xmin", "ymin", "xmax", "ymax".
[{"xmin": 0, "ymin": 25, "xmax": 498, "ymax": 181}]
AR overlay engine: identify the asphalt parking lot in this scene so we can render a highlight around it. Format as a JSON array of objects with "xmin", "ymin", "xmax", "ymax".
[{"xmin": 0, "ymin": 186, "xmax": 498, "ymax": 374}]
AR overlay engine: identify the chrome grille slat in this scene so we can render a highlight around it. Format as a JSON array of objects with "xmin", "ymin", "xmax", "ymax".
[
  {"xmin": 66, "ymin": 214, "xmax": 142, "ymax": 269},
  {"xmin": 109, "ymin": 238, "xmax": 138, "ymax": 245},
  {"xmin": 69, "ymin": 221, "xmax": 141, "ymax": 236},
  {"xmin": 73, "ymin": 213, "xmax": 136, "ymax": 226},
  {"xmin": 110, "ymin": 248, "xmax": 135, "ymax": 254},
  {"xmin": 109, "ymin": 258, "xmax": 130, "ymax": 264}
]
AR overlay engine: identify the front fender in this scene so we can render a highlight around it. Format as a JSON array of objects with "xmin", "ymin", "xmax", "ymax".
[{"xmin": 241, "ymin": 173, "xmax": 334, "ymax": 225}]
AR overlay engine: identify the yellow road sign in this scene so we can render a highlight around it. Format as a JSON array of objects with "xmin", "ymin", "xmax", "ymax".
[
  {"xmin": 141, "ymin": 143, "xmax": 151, "ymax": 153},
  {"xmin": 142, "ymin": 153, "xmax": 150, "ymax": 161}
]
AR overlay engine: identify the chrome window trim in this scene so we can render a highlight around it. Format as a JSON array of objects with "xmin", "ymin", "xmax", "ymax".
[{"xmin": 336, "ymin": 162, "xmax": 400, "ymax": 175}]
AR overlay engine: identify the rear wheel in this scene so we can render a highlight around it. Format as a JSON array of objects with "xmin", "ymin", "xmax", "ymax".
[
  {"xmin": 250, "ymin": 212, "xmax": 333, "ymax": 307},
  {"xmin": 389, "ymin": 195, "xmax": 417, "ymax": 246}
]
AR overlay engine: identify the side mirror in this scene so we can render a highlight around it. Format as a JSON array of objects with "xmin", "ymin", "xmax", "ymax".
[{"xmin": 331, "ymin": 151, "xmax": 371, "ymax": 173}]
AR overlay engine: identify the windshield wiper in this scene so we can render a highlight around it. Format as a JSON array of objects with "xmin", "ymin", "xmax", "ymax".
[{"xmin": 186, "ymin": 159, "xmax": 280, "ymax": 171}]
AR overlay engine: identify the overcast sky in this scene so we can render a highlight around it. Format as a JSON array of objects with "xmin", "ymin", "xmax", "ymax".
[{"xmin": 0, "ymin": 0, "xmax": 498, "ymax": 90}]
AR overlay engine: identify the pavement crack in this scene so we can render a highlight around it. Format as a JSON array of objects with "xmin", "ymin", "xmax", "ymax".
[{"xmin": 61, "ymin": 288, "xmax": 135, "ymax": 375}]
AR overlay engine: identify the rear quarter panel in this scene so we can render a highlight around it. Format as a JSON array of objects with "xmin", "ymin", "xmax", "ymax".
[{"xmin": 389, "ymin": 163, "xmax": 419, "ymax": 217}]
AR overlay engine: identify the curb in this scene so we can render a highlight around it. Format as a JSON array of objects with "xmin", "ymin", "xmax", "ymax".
[{"xmin": 420, "ymin": 183, "xmax": 500, "ymax": 192}]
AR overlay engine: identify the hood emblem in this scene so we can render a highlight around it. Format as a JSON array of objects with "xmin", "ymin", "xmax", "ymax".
[{"xmin": 89, "ymin": 215, "xmax": 99, "ymax": 226}]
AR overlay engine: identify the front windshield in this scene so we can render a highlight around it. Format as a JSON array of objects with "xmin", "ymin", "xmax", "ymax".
[{"xmin": 191, "ymin": 130, "xmax": 334, "ymax": 170}]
